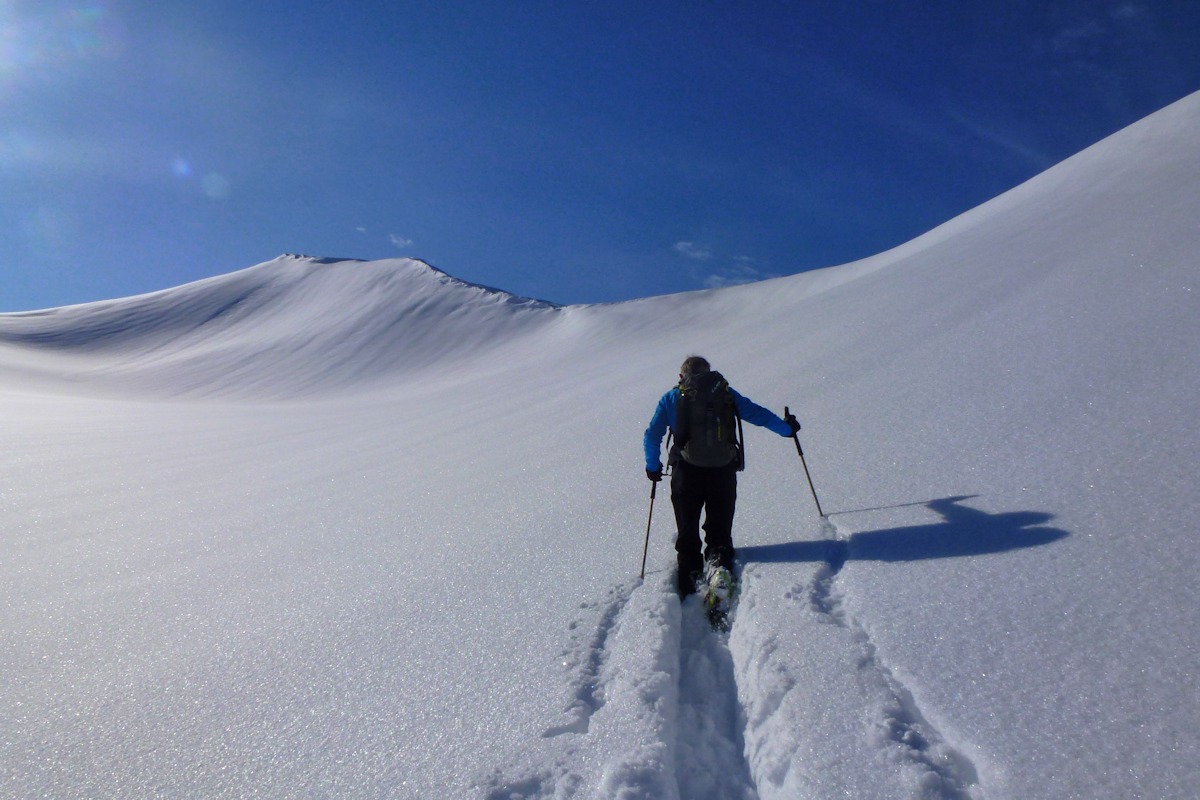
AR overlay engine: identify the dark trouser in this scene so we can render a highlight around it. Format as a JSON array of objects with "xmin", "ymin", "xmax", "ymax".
[{"xmin": 670, "ymin": 460, "xmax": 738, "ymax": 596}]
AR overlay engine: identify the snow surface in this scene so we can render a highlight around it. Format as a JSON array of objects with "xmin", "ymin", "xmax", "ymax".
[{"xmin": 3, "ymin": 91, "xmax": 1199, "ymax": 799}]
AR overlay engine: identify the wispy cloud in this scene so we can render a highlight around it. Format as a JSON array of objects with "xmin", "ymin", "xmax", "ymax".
[
  {"xmin": 389, "ymin": 233, "xmax": 414, "ymax": 249},
  {"xmin": 1052, "ymin": 2, "xmax": 1149, "ymax": 54},
  {"xmin": 1050, "ymin": 2, "xmax": 1152, "ymax": 70},
  {"xmin": 702, "ymin": 257, "xmax": 778, "ymax": 289},
  {"xmin": 1051, "ymin": 19, "xmax": 1107, "ymax": 57},
  {"xmin": 673, "ymin": 241, "xmax": 713, "ymax": 261},
  {"xmin": 1110, "ymin": 2, "xmax": 1146, "ymax": 21},
  {"xmin": 673, "ymin": 241, "xmax": 777, "ymax": 288},
  {"xmin": 946, "ymin": 111, "xmax": 1054, "ymax": 170}
]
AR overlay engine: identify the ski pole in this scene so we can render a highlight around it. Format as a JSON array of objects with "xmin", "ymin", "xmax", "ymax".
[
  {"xmin": 639, "ymin": 479, "xmax": 657, "ymax": 580},
  {"xmin": 640, "ymin": 432, "xmax": 672, "ymax": 579},
  {"xmin": 785, "ymin": 406, "xmax": 825, "ymax": 517}
]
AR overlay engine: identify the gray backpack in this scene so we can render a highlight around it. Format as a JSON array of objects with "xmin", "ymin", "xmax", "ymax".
[{"xmin": 674, "ymin": 371, "xmax": 744, "ymax": 469}]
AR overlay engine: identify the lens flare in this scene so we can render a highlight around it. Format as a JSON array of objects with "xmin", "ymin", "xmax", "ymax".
[{"xmin": 202, "ymin": 172, "xmax": 231, "ymax": 200}]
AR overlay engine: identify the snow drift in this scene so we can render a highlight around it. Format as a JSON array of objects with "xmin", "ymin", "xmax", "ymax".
[{"xmin": 2, "ymin": 91, "xmax": 1198, "ymax": 799}]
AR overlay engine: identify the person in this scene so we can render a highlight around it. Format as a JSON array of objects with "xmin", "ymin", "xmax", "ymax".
[{"xmin": 644, "ymin": 355, "xmax": 801, "ymax": 597}]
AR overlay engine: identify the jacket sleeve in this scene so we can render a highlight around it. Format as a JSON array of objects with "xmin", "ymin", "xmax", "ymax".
[
  {"xmin": 731, "ymin": 388, "xmax": 792, "ymax": 437},
  {"xmin": 643, "ymin": 389, "xmax": 677, "ymax": 471}
]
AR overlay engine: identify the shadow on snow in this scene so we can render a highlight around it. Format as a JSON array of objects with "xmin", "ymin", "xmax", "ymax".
[{"xmin": 739, "ymin": 495, "xmax": 1069, "ymax": 565}]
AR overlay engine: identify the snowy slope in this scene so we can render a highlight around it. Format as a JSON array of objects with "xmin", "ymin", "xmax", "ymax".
[
  {"xmin": 0, "ymin": 254, "xmax": 558, "ymax": 397},
  {"xmin": 2, "ymin": 91, "xmax": 1199, "ymax": 799}
]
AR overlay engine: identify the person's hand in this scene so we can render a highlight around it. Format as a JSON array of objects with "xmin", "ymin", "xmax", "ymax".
[
  {"xmin": 784, "ymin": 412, "xmax": 801, "ymax": 435},
  {"xmin": 646, "ymin": 468, "xmax": 663, "ymax": 482}
]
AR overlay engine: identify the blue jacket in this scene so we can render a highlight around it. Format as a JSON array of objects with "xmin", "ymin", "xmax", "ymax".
[{"xmin": 644, "ymin": 385, "xmax": 793, "ymax": 471}]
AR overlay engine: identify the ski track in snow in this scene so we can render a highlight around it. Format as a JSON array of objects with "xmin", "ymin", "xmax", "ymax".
[
  {"xmin": 674, "ymin": 592, "xmax": 758, "ymax": 799},
  {"xmin": 486, "ymin": 524, "xmax": 986, "ymax": 800},
  {"xmin": 543, "ymin": 580, "xmax": 638, "ymax": 739},
  {"xmin": 480, "ymin": 576, "xmax": 651, "ymax": 799},
  {"xmin": 482, "ymin": 573, "xmax": 757, "ymax": 799},
  {"xmin": 802, "ymin": 517, "xmax": 981, "ymax": 799}
]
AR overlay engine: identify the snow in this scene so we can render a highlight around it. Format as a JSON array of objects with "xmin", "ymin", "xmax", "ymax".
[{"xmin": 3, "ymin": 90, "xmax": 1199, "ymax": 799}]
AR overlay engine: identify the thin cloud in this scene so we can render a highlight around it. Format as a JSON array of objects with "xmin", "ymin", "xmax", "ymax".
[
  {"xmin": 673, "ymin": 241, "xmax": 713, "ymax": 261},
  {"xmin": 946, "ymin": 110, "xmax": 1054, "ymax": 170},
  {"xmin": 1052, "ymin": 20, "xmax": 1108, "ymax": 57},
  {"xmin": 702, "ymin": 258, "xmax": 778, "ymax": 289},
  {"xmin": 1052, "ymin": 2, "xmax": 1148, "ymax": 54},
  {"xmin": 389, "ymin": 233, "xmax": 414, "ymax": 249},
  {"xmin": 1050, "ymin": 3, "xmax": 1152, "ymax": 69},
  {"xmin": 1110, "ymin": 2, "xmax": 1147, "ymax": 22}
]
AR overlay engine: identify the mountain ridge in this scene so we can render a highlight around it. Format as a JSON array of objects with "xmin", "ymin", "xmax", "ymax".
[
  {"xmin": 0, "ymin": 254, "xmax": 562, "ymax": 397},
  {"xmin": 1, "ymin": 91, "xmax": 1198, "ymax": 401}
]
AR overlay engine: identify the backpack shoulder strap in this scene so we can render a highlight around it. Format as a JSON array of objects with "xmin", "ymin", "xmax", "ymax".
[{"xmin": 721, "ymin": 379, "xmax": 746, "ymax": 472}]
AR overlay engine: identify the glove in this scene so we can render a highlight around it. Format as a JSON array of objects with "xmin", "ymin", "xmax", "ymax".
[
  {"xmin": 646, "ymin": 468, "xmax": 663, "ymax": 482},
  {"xmin": 784, "ymin": 412, "xmax": 801, "ymax": 435}
]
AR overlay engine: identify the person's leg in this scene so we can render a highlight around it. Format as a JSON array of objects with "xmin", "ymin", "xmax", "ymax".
[
  {"xmin": 701, "ymin": 464, "xmax": 738, "ymax": 571},
  {"xmin": 670, "ymin": 462, "xmax": 705, "ymax": 595}
]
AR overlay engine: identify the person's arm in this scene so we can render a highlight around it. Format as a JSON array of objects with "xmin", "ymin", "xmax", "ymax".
[
  {"xmin": 643, "ymin": 390, "xmax": 677, "ymax": 471},
  {"xmin": 731, "ymin": 388, "xmax": 793, "ymax": 437}
]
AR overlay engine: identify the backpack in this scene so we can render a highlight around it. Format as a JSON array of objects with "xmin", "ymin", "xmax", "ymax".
[{"xmin": 673, "ymin": 371, "xmax": 744, "ymax": 470}]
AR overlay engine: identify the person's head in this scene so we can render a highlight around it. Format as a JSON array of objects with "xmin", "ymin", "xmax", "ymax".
[{"xmin": 680, "ymin": 355, "xmax": 711, "ymax": 380}]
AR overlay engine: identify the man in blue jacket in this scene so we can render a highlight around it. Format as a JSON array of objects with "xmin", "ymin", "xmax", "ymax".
[{"xmin": 644, "ymin": 355, "xmax": 800, "ymax": 597}]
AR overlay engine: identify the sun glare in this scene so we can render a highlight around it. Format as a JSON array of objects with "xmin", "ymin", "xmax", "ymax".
[
  {"xmin": 0, "ymin": 5, "xmax": 20, "ymax": 77},
  {"xmin": 0, "ymin": 1, "xmax": 124, "ymax": 86}
]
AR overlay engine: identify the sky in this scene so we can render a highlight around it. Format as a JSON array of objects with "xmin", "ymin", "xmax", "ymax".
[{"xmin": 2, "ymin": 0, "xmax": 1199, "ymax": 311}]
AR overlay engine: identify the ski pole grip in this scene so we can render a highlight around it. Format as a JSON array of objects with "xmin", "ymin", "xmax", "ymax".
[{"xmin": 784, "ymin": 406, "xmax": 804, "ymax": 455}]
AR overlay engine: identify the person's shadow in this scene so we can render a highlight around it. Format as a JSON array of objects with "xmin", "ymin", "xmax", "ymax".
[{"xmin": 739, "ymin": 495, "xmax": 1069, "ymax": 568}]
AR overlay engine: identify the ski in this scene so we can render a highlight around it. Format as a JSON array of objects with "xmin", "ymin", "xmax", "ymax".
[{"xmin": 700, "ymin": 561, "xmax": 738, "ymax": 632}]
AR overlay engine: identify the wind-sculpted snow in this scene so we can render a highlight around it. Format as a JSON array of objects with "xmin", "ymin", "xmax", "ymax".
[
  {"xmin": 3, "ymin": 93, "xmax": 1200, "ymax": 798},
  {"xmin": 0, "ymin": 254, "xmax": 560, "ymax": 397}
]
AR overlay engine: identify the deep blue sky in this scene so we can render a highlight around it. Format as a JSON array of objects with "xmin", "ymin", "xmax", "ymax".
[{"xmin": 3, "ymin": 1, "xmax": 1199, "ymax": 310}]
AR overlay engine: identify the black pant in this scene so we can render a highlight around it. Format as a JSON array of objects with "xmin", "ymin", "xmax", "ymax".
[{"xmin": 670, "ymin": 460, "xmax": 738, "ymax": 595}]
